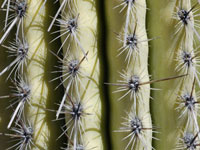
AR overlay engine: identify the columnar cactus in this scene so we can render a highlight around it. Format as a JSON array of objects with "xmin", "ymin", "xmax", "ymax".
[{"xmin": 1, "ymin": 0, "xmax": 200, "ymax": 150}]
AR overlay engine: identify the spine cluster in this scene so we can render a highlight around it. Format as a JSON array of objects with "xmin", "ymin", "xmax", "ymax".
[
  {"xmin": 109, "ymin": 0, "xmax": 153, "ymax": 149},
  {"xmin": 2, "ymin": 0, "xmax": 200, "ymax": 150},
  {"xmin": 171, "ymin": 0, "xmax": 200, "ymax": 149},
  {"xmin": 0, "ymin": 0, "xmax": 103, "ymax": 149},
  {"xmin": 0, "ymin": 0, "xmax": 58, "ymax": 149},
  {"xmin": 0, "ymin": 0, "xmax": 34, "ymax": 149},
  {"xmin": 49, "ymin": 0, "xmax": 103, "ymax": 149}
]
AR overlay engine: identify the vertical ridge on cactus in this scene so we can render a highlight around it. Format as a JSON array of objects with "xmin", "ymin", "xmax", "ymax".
[
  {"xmin": 106, "ymin": 0, "xmax": 153, "ymax": 150},
  {"xmin": 57, "ymin": 0, "xmax": 104, "ymax": 149},
  {"xmin": 1, "ymin": 0, "xmax": 200, "ymax": 150}
]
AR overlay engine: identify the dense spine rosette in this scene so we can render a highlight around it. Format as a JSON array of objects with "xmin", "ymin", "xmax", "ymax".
[
  {"xmin": 51, "ymin": 0, "xmax": 104, "ymax": 149},
  {"xmin": 106, "ymin": 0, "xmax": 152, "ymax": 150},
  {"xmin": 1, "ymin": 0, "xmax": 200, "ymax": 150},
  {"xmin": 148, "ymin": 0, "xmax": 200, "ymax": 149}
]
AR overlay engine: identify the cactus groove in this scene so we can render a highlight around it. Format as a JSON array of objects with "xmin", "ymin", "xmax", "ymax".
[{"xmin": 0, "ymin": 0, "xmax": 200, "ymax": 150}]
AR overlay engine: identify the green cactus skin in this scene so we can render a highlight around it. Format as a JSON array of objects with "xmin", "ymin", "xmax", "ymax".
[
  {"xmin": 148, "ymin": 0, "xmax": 200, "ymax": 149},
  {"xmin": 58, "ymin": 0, "xmax": 105, "ymax": 149},
  {"xmin": 0, "ymin": 0, "xmax": 200, "ymax": 150},
  {"xmin": 0, "ymin": 0, "xmax": 65, "ymax": 149},
  {"xmin": 24, "ymin": 1, "xmax": 52, "ymax": 149},
  {"xmin": 105, "ymin": 0, "xmax": 152, "ymax": 150}
]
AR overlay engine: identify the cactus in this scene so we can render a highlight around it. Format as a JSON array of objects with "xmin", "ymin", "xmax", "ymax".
[{"xmin": 1, "ymin": 0, "xmax": 200, "ymax": 150}]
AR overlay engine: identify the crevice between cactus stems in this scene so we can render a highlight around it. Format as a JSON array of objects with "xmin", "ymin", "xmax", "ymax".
[{"xmin": 96, "ymin": 0, "xmax": 112, "ymax": 149}]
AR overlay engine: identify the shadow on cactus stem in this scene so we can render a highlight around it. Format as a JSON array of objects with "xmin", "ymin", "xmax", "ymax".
[{"xmin": 0, "ymin": 1, "xmax": 19, "ymax": 149}]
